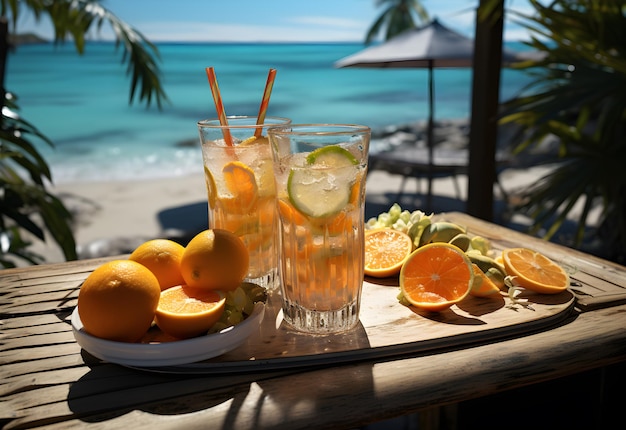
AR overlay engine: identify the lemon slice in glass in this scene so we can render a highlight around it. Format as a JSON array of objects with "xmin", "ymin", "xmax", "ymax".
[{"xmin": 287, "ymin": 145, "xmax": 359, "ymax": 218}]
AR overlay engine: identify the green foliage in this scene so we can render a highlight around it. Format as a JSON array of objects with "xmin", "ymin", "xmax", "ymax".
[
  {"xmin": 0, "ymin": 0, "xmax": 168, "ymax": 268},
  {"xmin": 500, "ymin": 0, "xmax": 626, "ymax": 262},
  {"xmin": 365, "ymin": 0, "xmax": 430, "ymax": 44},
  {"xmin": 0, "ymin": 92, "xmax": 77, "ymax": 267}
]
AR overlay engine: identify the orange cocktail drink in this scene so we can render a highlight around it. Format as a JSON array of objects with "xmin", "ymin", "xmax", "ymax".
[
  {"xmin": 197, "ymin": 116, "xmax": 291, "ymax": 290},
  {"xmin": 269, "ymin": 124, "xmax": 370, "ymax": 333}
]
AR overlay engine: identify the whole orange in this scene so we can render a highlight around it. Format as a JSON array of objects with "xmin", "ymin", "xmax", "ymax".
[
  {"xmin": 180, "ymin": 229, "xmax": 249, "ymax": 291},
  {"xmin": 77, "ymin": 260, "xmax": 161, "ymax": 342},
  {"xmin": 129, "ymin": 239, "xmax": 186, "ymax": 290}
]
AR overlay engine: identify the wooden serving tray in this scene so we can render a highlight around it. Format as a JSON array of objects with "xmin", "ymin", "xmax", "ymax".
[{"xmin": 138, "ymin": 277, "xmax": 575, "ymax": 374}]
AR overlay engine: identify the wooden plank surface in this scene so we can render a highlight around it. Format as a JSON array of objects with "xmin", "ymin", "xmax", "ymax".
[
  {"xmin": 166, "ymin": 280, "xmax": 574, "ymax": 373},
  {"xmin": 3, "ymin": 221, "xmax": 578, "ymax": 374},
  {"xmin": 3, "ymin": 211, "xmax": 625, "ymax": 374}
]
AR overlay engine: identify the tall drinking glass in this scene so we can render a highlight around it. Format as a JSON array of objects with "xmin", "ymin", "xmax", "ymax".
[
  {"xmin": 268, "ymin": 124, "xmax": 371, "ymax": 333},
  {"xmin": 197, "ymin": 116, "xmax": 291, "ymax": 290}
]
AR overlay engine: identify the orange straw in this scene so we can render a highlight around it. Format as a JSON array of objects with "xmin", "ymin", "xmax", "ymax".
[
  {"xmin": 254, "ymin": 68, "xmax": 277, "ymax": 137},
  {"xmin": 205, "ymin": 67, "xmax": 233, "ymax": 146}
]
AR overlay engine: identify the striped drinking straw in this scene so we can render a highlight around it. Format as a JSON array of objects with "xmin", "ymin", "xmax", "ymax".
[
  {"xmin": 205, "ymin": 67, "xmax": 234, "ymax": 146},
  {"xmin": 254, "ymin": 68, "xmax": 277, "ymax": 137}
]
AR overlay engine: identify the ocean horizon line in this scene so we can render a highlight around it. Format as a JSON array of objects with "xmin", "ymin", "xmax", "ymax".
[{"xmin": 16, "ymin": 34, "xmax": 530, "ymax": 49}]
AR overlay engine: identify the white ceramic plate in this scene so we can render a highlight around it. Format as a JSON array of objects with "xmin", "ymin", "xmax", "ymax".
[{"xmin": 71, "ymin": 302, "xmax": 265, "ymax": 367}]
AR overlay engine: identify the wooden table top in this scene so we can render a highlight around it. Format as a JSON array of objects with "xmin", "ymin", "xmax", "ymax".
[{"xmin": 2, "ymin": 212, "xmax": 626, "ymax": 429}]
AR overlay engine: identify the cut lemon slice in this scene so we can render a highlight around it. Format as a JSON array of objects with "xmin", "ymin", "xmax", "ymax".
[
  {"xmin": 239, "ymin": 135, "xmax": 269, "ymax": 146},
  {"xmin": 287, "ymin": 145, "xmax": 359, "ymax": 218},
  {"xmin": 469, "ymin": 264, "xmax": 501, "ymax": 297},
  {"xmin": 239, "ymin": 136, "xmax": 258, "ymax": 146}
]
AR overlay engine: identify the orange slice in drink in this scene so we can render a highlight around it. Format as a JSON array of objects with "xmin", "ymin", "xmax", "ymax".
[
  {"xmin": 364, "ymin": 228, "xmax": 413, "ymax": 278},
  {"xmin": 502, "ymin": 248, "xmax": 570, "ymax": 294},
  {"xmin": 399, "ymin": 243, "xmax": 474, "ymax": 312},
  {"xmin": 204, "ymin": 166, "xmax": 217, "ymax": 209},
  {"xmin": 278, "ymin": 199, "xmax": 308, "ymax": 225},
  {"xmin": 223, "ymin": 161, "xmax": 258, "ymax": 212},
  {"xmin": 155, "ymin": 285, "xmax": 226, "ymax": 339}
]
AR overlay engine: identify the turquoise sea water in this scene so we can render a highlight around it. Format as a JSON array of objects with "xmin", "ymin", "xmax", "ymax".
[{"xmin": 8, "ymin": 42, "xmax": 533, "ymax": 183}]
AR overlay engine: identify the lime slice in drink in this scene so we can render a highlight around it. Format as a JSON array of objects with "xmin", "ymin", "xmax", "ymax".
[
  {"xmin": 306, "ymin": 145, "xmax": 358, "ymax": 166},
  {"xmin": 287, "ymin": 145, "xmax": 359, "ymax": 218}
]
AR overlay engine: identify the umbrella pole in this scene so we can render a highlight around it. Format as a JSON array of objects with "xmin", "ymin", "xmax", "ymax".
[{"xmin": 427, "ymin": 60, "xmax": 434, "ymax": 211}]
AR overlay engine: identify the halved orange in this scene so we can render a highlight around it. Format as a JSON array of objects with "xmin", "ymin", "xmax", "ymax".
[
  {"xmin": 154, "ymin": 285, "xmax": 226, "ymax": 339},
  {"xmin": 502, "ymin": 248, "xmax": 569, "ymax": 294},
  {"xmin": 364, "ymin": 228, "xmax": 413, "ymax": 278},
  {"xmin": 399, "ymin": 243, "xmax": 474, "ymax": 312},
  {"xmin": 469, "ymin": 264, "xmax": 501, "ymax": 297}
]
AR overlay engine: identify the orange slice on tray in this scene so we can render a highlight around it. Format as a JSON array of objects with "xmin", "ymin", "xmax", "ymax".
[
  {"xmin": 155, "ymin": 285, "xmax": 226, "ymax": 339},
  {"xmin": 364, "ymin": 228, "xmax": 413, "ymax": 278},
  {"xmin": 399, "ymin": 243, "xmax": 474, "ymax": 312},
  {"xmin": 502, "ymin": 248, "xmax": 570, "ymax": 294}
]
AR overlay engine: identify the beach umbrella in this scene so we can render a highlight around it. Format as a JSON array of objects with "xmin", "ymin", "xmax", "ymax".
[{"xmin": 334, "ymin": 18, "xmax": 523, "ymax": 209}]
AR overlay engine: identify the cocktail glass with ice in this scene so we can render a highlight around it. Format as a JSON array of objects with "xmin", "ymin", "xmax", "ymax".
[
  {"xmin": 197, "ymin": 116, "xmax": 291, "ymax": 290},
  {"xmin": 268, "ymin": 124, "xmax": 370, "ymax": 333}
]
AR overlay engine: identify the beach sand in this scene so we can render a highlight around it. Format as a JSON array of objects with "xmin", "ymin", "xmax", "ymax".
[
  {"xmin": 15, "ymin": 118, "xmax": 588, "ymax": 267},
  {"xmin": 22, "ymin": 163, "xmax": 558, "ymax": 268}
]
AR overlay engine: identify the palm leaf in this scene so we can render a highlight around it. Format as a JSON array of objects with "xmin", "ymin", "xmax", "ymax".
[
  {"xmin": 500, "ymin": 0, "xmax": 626, "ymax": 261},
  {"xmin": 5, "ymin": 0, "xmax": 168, "ymax": 109},
  {"xmin": 365, "ymin": 0, "xmax": 429, "ymax": 44}
]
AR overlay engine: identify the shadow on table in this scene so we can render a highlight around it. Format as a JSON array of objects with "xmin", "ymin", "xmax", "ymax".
[{"xmin": 69, "ymin": 339, "xmax": 377, "ymax": 429}]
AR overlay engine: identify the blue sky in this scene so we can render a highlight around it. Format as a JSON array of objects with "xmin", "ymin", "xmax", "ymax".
[{"xmin": 16, "ymin": 0, "xmax": 536, "ymax": 43}]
